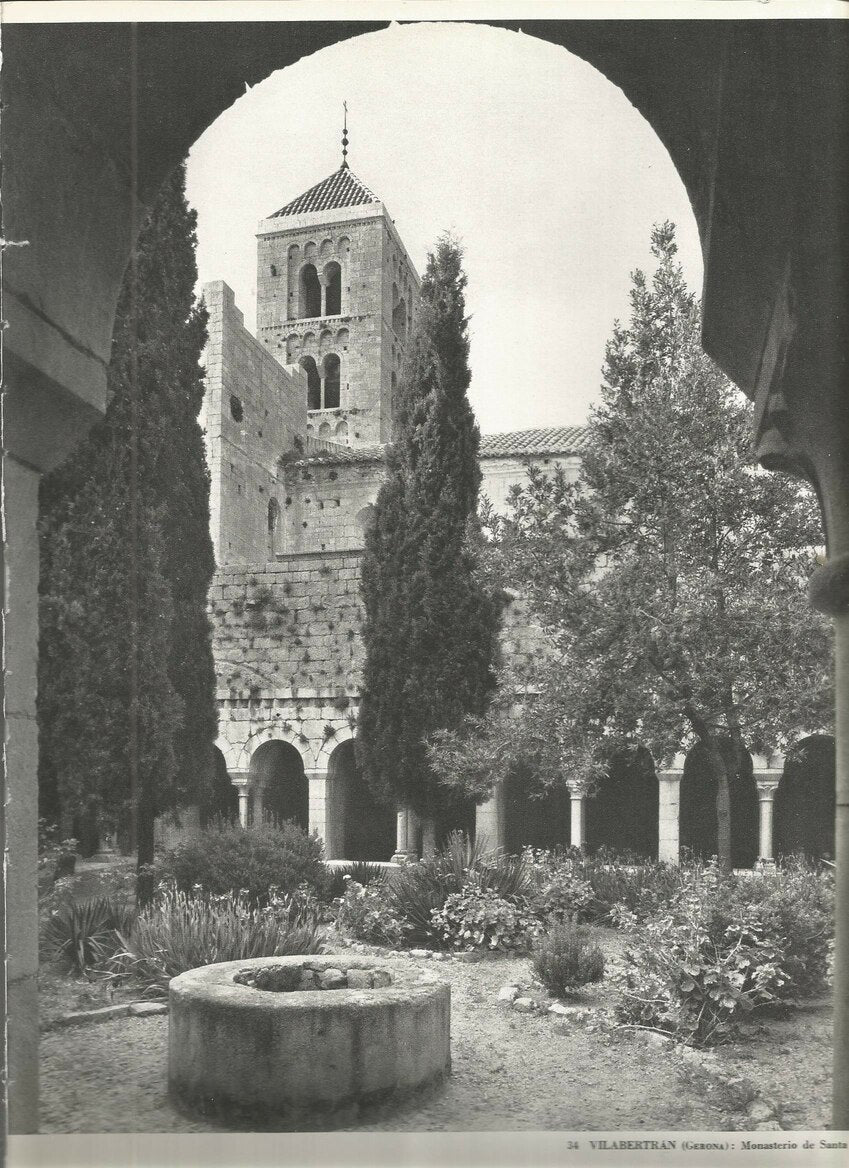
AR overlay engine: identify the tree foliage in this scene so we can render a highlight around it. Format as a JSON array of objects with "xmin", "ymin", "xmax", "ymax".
[
  {"xmin": 432, "ymin": 223, "xmax": 832, "ymax": 870},
  {"xmin": 38, "ymin": 163, "xmax": 217, "ymax": 873},
  {"xmin": 357, "ymin": 237, "xmax": 500, "ymax": 822}
]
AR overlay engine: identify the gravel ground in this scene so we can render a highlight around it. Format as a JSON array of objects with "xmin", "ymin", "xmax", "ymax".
[{"xmin": 39, "ymin": 943, "xmax": 733, "ymax": 1134}]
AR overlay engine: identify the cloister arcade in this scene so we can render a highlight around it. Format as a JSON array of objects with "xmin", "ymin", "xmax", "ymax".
[{"xmin": 213, "ymin": 729, "xmax": 835, "ymax": 868}]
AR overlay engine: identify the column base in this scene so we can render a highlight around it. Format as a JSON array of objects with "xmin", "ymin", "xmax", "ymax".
[{"xmin": 390, "ymin": 850, "xmax": 418, "ymax": 865}]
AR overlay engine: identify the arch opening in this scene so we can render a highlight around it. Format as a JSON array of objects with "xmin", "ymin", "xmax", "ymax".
[
  {"xmin": 248, "ymin": 740, "xmax": 308, "ymax": 831},
  {"xmin": 299, "ymin": 263, "xmax": 322, "ymax": 318},
  {"xmin": 322, "ymin": 353, "xmax": 341, "ymax": 410},
  {"xmin": 585, "ymin": 747, "xmax": 658, "ymax": 859},
  {"xmin": 504, "ymin": 767, "xmax": 570, "ymax": 854},
  {"xmin": 680, "ymin": 741, "xmax": 758, "ymax": 868},
  {"xmin": 300, "ymin": 355, "xmax": 321, "ymax": 410},
  {"xmin": 267, "ymin": 497, "xmax": 280, "ymax": 558},
  {"xmin": 774, "ymin": 735, "xmax": 835, "ymax": 862},
  {"xmin": 324, "ymin": 261, "xmax": 342, "ymax": 315},
  {"xmin": 328, "ymin": 739, "xmax": 395, "ymax": 861}
]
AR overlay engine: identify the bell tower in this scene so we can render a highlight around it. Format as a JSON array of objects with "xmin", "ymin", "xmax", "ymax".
[{"xmin": 255, "ymin": 129, "xmax": 419, "ymax": 449}]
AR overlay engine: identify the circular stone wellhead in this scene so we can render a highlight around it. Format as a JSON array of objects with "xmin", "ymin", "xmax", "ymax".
[{"xmin": 168, "ymin": 955, "xmax": 451, "ymax": 1127}]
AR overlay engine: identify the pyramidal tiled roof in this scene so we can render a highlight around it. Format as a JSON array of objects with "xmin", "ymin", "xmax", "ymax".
[
  {"xmin": 271, "ymin": 166, "xmax": 380, "ymax": 218},
  {"xmin": 479, "ymin": 426, "xmax": 589, "ymax": 458}
]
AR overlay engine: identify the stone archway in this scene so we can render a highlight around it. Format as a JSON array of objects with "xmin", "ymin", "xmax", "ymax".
[
  {"xmin": 504, "ymin": 768, "xmax": 571, "ymax": 855},
  {"xmin": 680, "ymin": 741, "xmax": 758, "ymax": 868},
  {"xmin": 326, "ymin": 739, "xmax": 395, "ymax": 861},
  {"xmin": 203, "ymin": 745, "xmax": 240, "ymax": 827},
  {"xmin": 775, "ymin": 735, "xmax": 836, "ymax": 862},
  {"xmin": 248, "ymin": 740, "xmax": 309, "ymax": 831},
  {"xmin": 586, "ymin": 747, "xmax": 659, "ymax": 860}
]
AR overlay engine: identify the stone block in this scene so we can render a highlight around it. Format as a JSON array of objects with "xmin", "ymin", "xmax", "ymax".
[
  {"xmin": 345, "ymin": 969, "xmax": 374, "ymax": 990},
  {"xmin": 497, "ymin": 986, "xmax": 520, "ymax": 1005},
  {"xmin": 512, "ymin": 997, "xmax": 536, "ymax": 1013},
  {"xmin": 319, "ymin": 968, "xmax": 347, "ymax": 989},
  {"xmin": 129, "ymin": 1001, "xmax": 168, "ymax": 1017}
]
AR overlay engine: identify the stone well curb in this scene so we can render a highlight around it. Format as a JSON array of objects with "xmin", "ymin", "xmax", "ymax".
[{"xmin": 168, "ymin": 954, "xmax": 451, "ymax": 1127}]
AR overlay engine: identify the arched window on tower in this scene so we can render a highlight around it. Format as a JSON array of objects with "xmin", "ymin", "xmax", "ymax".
[
  {"xmin": 324, "ymin": 261, "xmax": 342, "ymax": 315},
  {"xmin": 267, "ymin": 497, "xmax": 280, "ymax": 559},
  {"xmin": 323, "ymin": 353, "xmax": 341, "ymax": 409},
  {"xmin": 299, "ymin": 263, "xmax": 321, "ymax": 318},
  {"xmin": 392, "ymin": 286, "xmax": 407, "ymax": 341},
  {"xmin": 301, "ymin": 356, "xmax": 321, "ymax": 410}
]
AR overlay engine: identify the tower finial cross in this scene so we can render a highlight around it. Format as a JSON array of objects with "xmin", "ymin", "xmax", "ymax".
[{"xmin": 341, "ymin": 101, "xmax": 349, "ymax": 169}]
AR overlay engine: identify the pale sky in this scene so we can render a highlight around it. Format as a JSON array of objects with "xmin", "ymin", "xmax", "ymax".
[{"xmin": 186, "ymin": 21, "xmax": 703, "ymax": 435}]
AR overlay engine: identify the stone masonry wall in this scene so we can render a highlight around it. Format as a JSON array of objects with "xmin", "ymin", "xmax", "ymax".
[
  {"xmin": 200, "ymin": 281, "xmax": 307, "ymax": 564},
  {"xmin": 211, "ymin": 549, "xmax": 546, "ymax": 776}
]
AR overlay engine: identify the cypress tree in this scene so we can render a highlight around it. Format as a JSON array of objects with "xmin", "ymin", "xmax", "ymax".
[
  {"xmin": 358, "ymin": 237, "xmax": 500, "ymax": 830},
  {"xmin": 38, "ymin": 163, "xmax": 217, "ymax": 888}
]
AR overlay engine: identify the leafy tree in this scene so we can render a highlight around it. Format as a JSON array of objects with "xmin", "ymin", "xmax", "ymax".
[
  {"xmin": 357, "ymin": 237, "xmax": 500, "ymax": 832},
  {"xmin": 38, "ymin": 164, "xmax": 217, "ymax": 891},
  {"xmin": 433, "ymin": 223, "xmax": 831, "ymax": 871}
]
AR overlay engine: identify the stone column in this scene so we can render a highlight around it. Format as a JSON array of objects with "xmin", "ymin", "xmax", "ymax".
[
  {"xmin": 230, "ymin": 770, "xmax": 250, "ymax": 829},
  {"xmin": 569, "ymin": 781, "xmax": 588, "ymax": 851},
  {"xmin": 657, "ymin": 753, "xmax": 686, "ymax": 865},
  {"xmin": 754, "ymin": 771, "xmax": 782, "ymax": 862},
  {"xmin": 306, "ymin": 769, "xmax": 332, "ymax": 857},
  {"xmin": 392, "ymin": 806, "xmax": 420, "ymax": 863},
  {"xmin": 476, "ymin": 781, "xmax": 506, "ymax": 854},
  {"xmin": 319, "ymin": 273, "xmax": 329, "ymax": 318}
]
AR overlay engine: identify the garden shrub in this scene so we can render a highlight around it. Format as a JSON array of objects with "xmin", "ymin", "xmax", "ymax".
[
  {"xmin": 430, "ymin": 882, "xmax": 539, "ymax": 952},
  {"xmin": 523, "ymin": 847, "xmax": 595, "ymax": 923},
  {"xmin": 614, "ymin": 859, "xmax": 834, "ymax": 1046},
  {"xmin": 161, "ymin": 821, "xmax": 331, "ymax": 904},
  {"xmin": 326, "ymin": 861, "xmax": 388, "ymax": 902},
  {"xmin": 532, "ymin": 921, "xmax": 605, "ymax": 997},
  {"xmin": 524, "ymin": 846, "xmax": 685, "ymax": 925},
  {"xmin": 107, "ymin": 883, "xmax": 323, "ymax": 991},
  {"xmin": 388, "ymin": 832, "xmax": 532, "ymax": 947},
  {"xmin": 42, "ymin": 896, "xmax": 133, "ymax": 975},
  {"xmin": 332, "ymin": 877, "xmax": 404, "ymax": 946},
  {"xmin": 579, "ymin": 849, "xmax": 684, "ymax": 923}
]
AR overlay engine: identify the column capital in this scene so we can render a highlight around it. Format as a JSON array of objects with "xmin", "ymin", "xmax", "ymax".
[
  {"xmin": 568, "ymin": 780, "xmax": 589, "ymax": 798},
  {"xmin": 657, "ymin": 769, "xmax": 684, "ymax": 785},
  {"xmin": 755, "ymin": 773, "xmax": 782, "ymax": 798},
  {"xmin": 229, "ymin": 769, "xmax": 250, "ymax": 788}
]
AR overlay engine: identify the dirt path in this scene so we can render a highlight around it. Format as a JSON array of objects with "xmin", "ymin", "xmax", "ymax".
[{"xmin": 39, "ymin": 949, "xmax": 731, "ymax": 1133}]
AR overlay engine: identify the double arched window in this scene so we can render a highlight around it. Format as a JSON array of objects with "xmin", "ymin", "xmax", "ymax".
[{"xmin": 301, "ymin": 353, "xmax": 341, "ymax": 411}]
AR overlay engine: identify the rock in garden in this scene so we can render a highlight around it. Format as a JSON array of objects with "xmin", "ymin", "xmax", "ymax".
[
  {"xmin": 298, "ymin": 970, "xmax": 319, "ymax": 990},
  {"xmin": 497, "ymin": 986, "xmax": 520, "ymax": 1005},
  {"xmin": 319, "ymin": 968, "xmax": 347, "ymax": 989},
  {"xmin": 409, "ymin": 949, "xmax": 432, "ymax": 959},
  {"xmin": 513, "ymin": 997, "xmax": 536, "ymax": 1013},
  {"xmin": 746, "ymin": 1099, "xmax": 776, "ymax": 1123},
  {"xmin": 372, "ymin": 969, "xmax": 392, "ymax": 988}
]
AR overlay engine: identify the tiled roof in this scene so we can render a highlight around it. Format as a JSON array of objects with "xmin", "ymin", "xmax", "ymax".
[
  {"xmin": 285, "ymin": 439, "xmax": 385, "ymax": 467},
  {"xmin": 271, "ymin": 167, "xmax": 380, "ymax": 218},
  {"xmin": 479, "ymin": 426, "xmax": 589, "ymax": 458}
]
